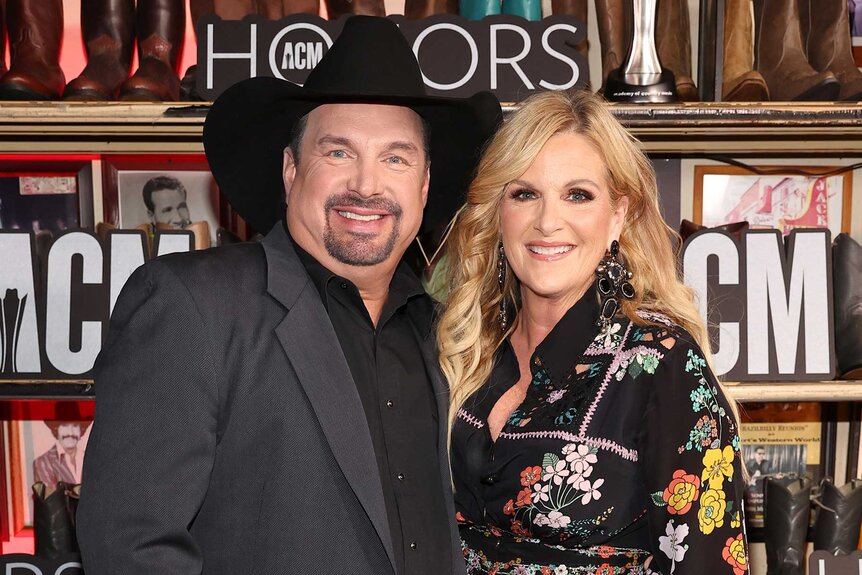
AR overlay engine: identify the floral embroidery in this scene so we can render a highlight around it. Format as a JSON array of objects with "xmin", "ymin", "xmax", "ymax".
[
  {"xmin": 663, "ymin": 470, "xmax": 701, "ymax": 515},
  {"xmin": 521, "ymin": 466, "xmax": 542, "ymax": 486},
  {"xmin": 658, "ymin": 520, "xmax": 689, "ymax": 574},
  {"xmin": 697, "ymin": 489, "xmax": 727, "ymax": 534},
  {"xmin": 722, "ymin": 534, "xmax": 747, "ymax": 575},
  {"xmin": 730, "ymin": 510, "xmax": 741, "ymax": 529},
  {"xmin": 701, "ymin": 446, "xmax": 735, "ymax": 490}
]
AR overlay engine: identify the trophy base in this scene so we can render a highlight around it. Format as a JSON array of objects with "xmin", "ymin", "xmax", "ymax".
[{"xmin": 604, "ymin": 68, "xmax": 678, "ymax": 103}]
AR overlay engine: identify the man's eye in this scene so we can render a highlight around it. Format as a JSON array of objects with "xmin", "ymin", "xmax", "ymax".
[
  {"xmin": 387, "ymin": 156, "xmax": 406, "ymax": 165},
  {"xmin": 329, "ymin": 150, "xmax": 347, "ymax": 158}
]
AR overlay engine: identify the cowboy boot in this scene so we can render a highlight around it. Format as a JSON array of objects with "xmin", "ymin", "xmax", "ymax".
[
  {"xmin": 596, "ymin": 0, "xmax": 630, "ymax": 94},
  {"xmin": 764, "ymin": 477, "xmax": 811, "ymax": 575},
  {"xmin": 119, "ymin": 0, "xmax": 185, "ymax": 101},
  {"xmin": 552, "ymin": 0, "xmax": 588, "ymax": 57},
  {"xmin": 324, "ymin": 0, "xmax": 384, "ymax": 18},
  {"xmin": 460, "ymin": 0, "xmax": 501, "ymax": 19},
  {"xmin": 0, "ymin": 0, "xmax": 65, "ymax": 100},
  {"xmin": 798, "ymin": 0, "xmax": 862, "ymax": 101},
  {"xmin": 833, "ymin": 233, "xmax": 862, "ymax": 379},
  {"xmin": 404, "ymin": 0, "xmax": 457, "ymax": 18},
  {"xmin": 64, "ymin": 0, "xmax": 135, "ymax": 100},
  {"xmin": 655, "ymin": 0, "xmax": 696, "ymax": 100},
  {"xmin": 258, "ymin": 0, "xmax": 319, "ymax": 18},
  {"xmin": 812, "ymin": 478, "xmax": 862, "ymax": 555},
  {"xmin": 753, "ymin": 0, "xmax": 840, "ymax": 101},
  {"xmin": 33, "ymin": 482, "xmax": 78, "ymax": 559},
  {"xmin": 502, "ymin": 0, "xmax": 542, "ymax": 20},
  {"xmin": 722, "ymin": 0, "xmax": 769, "ymax": 101}
]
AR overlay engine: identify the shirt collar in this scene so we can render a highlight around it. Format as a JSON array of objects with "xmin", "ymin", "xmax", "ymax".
[
  {"xmin": 530, "ymin": 292, "xmax": 601, "ymax": 385},
  {"xmin": 286, "ymin": 221, "xmax": 433, "ymax": 335}
]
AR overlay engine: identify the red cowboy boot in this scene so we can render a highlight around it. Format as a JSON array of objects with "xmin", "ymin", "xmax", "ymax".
[
  {"xmin": 64, "ymin": 0, "xmax": 135, "ymax": 100},
  {"xmin": 798, "ymin": 0, "xmax": 862, "ymax": 101},
  {"xmin": 119, "ymin": 0, "xmax": 185, "ymax": 101},
  {"xmin": 404, "ymin": 0, "xmax": 457, "ymax": 18},
  {"xmin": 324, "ymin": 0, "xmax": 385, "ymax": 19},
  {"xmin": 0, "ymin": 0, "xmax": 65, "ymax": 100},
  {"xmin": 722, "ymin": 0, "xmax": 769, "ymax": 101},
  {"xmin": 656, "ymin": 0, "xmax": 697, "ymax": 100},
  {"xmin": 753, "ymin": 0, "xmax": 839, "ymax": 100}
]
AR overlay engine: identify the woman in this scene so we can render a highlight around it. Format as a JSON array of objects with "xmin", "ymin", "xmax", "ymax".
[{"xmin": 438, "ymin": 90, "xmax": 748, "ymax": 574}]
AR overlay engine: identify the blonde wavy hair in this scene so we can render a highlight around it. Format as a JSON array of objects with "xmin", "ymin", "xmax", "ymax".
[{"xmin": 437, "ymin": 89, "xmax": 740, "ymax": 440}]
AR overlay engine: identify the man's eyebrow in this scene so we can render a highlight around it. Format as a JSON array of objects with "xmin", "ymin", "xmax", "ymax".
[
  {"xmin": 316, "ymin": 135, "xmax": 353, "ymax": 148},
  {"xmin": 387, "ymin": 141, "xmax": 420, "ymax": 154}
]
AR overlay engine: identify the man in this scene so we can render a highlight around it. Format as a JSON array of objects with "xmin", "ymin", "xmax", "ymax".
[
  {"xmin": 34, "ymin": 417, "xmax": 90, "ymax": 492},
  {"xmin": 77, "ymin": 16, "xmax": 501, "ymax": 574},
  {"xmin": 746, "ymin": 445, "xmax": 773, "ymax": 485},
  {"xmin": 142, "ymin": 175, "xmax": 191, "ymax": 230}
]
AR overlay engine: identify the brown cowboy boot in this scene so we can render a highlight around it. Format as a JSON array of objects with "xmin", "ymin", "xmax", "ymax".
[
  {"xmin": 753, "ymin": 0, "xmax": 839, "ymax": 100},
  {"xmin": 258, "ymin": 0, "xmax": 320, "ymax": 18},
  {"xmin": 656, "ymin": 0, "xmax": 697, "ymax": 100},
  {"xmin": 0, "ymin": 0, "xmax": 65, "ymax": 100},
  {"xmin": 119, "ymin": 0, "xmax": 185, "ymax": 101},
  {"xmin": 595, "ymin": 0, "xmax": 630, "ymax": 94},
  {"xmin": 722, "ymin": 0, "xmax": 769, "ymax": 100},
  {"xmin": 552, "ymin": 0, "xmax": 588, "ymax": 57},
  {"xmin": 798, "ymin": 0, "xmax": 862, "ymax": 101},
  {"xmin": 324, "ymin": 0, "xmax": 385, "ymax": 18},
  {"xmin": 64, "ymin": 0, "xmax": 135, "ymax": 100},
  {"xmin": 404, "ymin": 0, "xmax": 457, "ymax": 18}
]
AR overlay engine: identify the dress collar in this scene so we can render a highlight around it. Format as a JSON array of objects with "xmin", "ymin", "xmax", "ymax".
[{"xmin": 529, "ymin": 292, "xmax": 601, "ymax": 385}]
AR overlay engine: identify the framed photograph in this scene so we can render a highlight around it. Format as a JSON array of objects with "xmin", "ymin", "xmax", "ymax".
[
  {"xmin": 102, "ymin": 155, "xmax": 240, "ymax": 247},
  {"xmin": 851, "ymin": 0, "xmax": 862, "ymax": 66},
  {"xmin": 740, "ymin": 402, "xmax": 823, "ymax": 532},
  {"xmin": 693, "ymin": 165, "xmax": 852, "ymax": 236},
  {"xmin": 1, "ymin": 400, "xmax": 94, "ymax": 536},
  {"xmin": 0, "ymin": 156, "xmax": 95, "ymax": 234}
]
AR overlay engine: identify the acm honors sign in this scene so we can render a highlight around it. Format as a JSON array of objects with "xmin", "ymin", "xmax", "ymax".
[
  {"xmin": 0, "ymin": 227, "xmax": 837, "ymax": 382},
  {"xmin": 195, "ymin": 13, "xmax": 589, "ymax": 101}
]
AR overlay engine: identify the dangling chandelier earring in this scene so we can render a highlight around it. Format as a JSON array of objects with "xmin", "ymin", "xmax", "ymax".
[
  {"xmin": 595, "ymin": 240, "xmax": 635, "ymax": 333},
  {"xmin": 498, "ymin": 243, "xmax": 508, "ymax": 332}
]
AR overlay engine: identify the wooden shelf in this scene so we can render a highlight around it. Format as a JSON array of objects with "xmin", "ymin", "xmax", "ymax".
[
  {"xmin": 0, "ymin": 380, "xmax": 94, "ymax": 400},
  {"xmin": 1, "ymin": 102, "xmax": 862, "ymax": 154}
]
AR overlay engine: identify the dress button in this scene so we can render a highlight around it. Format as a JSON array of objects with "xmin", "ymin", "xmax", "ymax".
[
  {"xmin": 397, "ymin": 473, "xmax": 405, "ymax": 481},
  {"xmin": 410, "ymin": 541, "xmax": 417, "ymax": 550},
  {"xmin": 340, "ymin": 282, "xmax": 348, "ymax": 289},
  {"xmin": 386, "ymin": 400, "xmax": 394, "ymax": 408},
  {"xmin": 480, "ymin": 474, "xmax": 498, "ymax": 485}
]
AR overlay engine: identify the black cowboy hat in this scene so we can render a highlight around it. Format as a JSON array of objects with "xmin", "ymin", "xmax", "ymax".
[
  {"xmin": 203, "ymin": 15, "xmax": 503, "ymax": 235},
  {"xmin": 45, "ymin": 402, "xmax": 93, "ymax": 436}
]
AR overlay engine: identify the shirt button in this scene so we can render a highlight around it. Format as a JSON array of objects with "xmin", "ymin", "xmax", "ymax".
[
  {"xmin": 396, "ymin": 473, "xmax": 405, "ymax": 481},
  {"xmin": 410, "ymin": 541, "xmax": 417, "ymax": 550},
  {"xmin": 386, "ymin": 400, "xmax": 394, "ymax": 408}
]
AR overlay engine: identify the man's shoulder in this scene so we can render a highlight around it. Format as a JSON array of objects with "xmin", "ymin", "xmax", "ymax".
[{"xmin": 146, "ymin": 242, "xmax": 267, "ymax": 289}]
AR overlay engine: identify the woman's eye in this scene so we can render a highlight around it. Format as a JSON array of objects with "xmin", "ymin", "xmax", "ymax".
[
  {"xmin": 510, "ymin": 188, "xmax": 536, "ymax": 200},
  {"xmin": 568, "ymin": 189, "xmax": 593, "ymax": 202}
]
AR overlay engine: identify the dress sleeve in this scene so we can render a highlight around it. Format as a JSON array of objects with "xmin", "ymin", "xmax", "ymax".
[{"xmin": 638, "ymin": 334, "xmax": 748, "ymax": 575}]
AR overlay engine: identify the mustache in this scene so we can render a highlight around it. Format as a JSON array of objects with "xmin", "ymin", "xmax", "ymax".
[
  {"xmin": 60, "ymin": 434, "xmax": 80, "ymax": 440},
  {"xmin": 324, "ymin": 192, "xmax": 403, "ymax": 218}
]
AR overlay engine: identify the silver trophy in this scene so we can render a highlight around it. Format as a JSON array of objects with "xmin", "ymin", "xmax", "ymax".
[{"xmin": 605, "ymin": 0, "xmax": 677, "ymax": 102}]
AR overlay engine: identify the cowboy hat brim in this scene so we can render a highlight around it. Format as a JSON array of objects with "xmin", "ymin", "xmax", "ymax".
[{"xmin": 203, "ymin": 75, "xmax": 503, "ymax": 235}]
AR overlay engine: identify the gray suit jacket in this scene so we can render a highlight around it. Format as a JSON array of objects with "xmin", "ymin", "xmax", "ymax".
[{"xmin": 77, "ymin": 225, "xmax": 464, "ymax": 575}]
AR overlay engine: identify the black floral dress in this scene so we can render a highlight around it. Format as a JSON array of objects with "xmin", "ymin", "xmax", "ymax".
[{"xmin": 452, "ymin": 294, "xmax": 748, "ymax": 575}]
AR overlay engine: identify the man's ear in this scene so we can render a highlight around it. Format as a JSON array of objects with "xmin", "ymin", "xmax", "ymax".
[
  {"xmin": 283, "ymin": 148, "xmax": 297, "ymax": 203},
  {"xmin": 421, "ymin": 164, "xmax": 430, "ymax": 207}
]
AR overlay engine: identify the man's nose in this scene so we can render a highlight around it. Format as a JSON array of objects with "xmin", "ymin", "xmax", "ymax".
[{"xmin": 349, "ymin": 157, "xmax": 381, "ymax": 198}]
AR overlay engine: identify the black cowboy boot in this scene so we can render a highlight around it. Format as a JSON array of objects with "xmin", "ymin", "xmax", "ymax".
[
  {"xmin": 753, "ymin": 0, "xmax": 839, "ymax": 101},
  {"xmin": 833, "ymin": 233, "xmax": 862, "ymax": 379},
  {"xmin": 32, "ymin": 482, "xmax": 78, "ymax": 559},
  {"xmin": 798, "ymin": 0, "xmax": 862, "ymax": 101},
  {"xmin": 119, "ymin": 0, "xmax": 185, "ymax": 101},
  {"xmin": 64, "ymin": 0, "xmax": 135, "ymax": 100},
  {"xmin": 764, "ymin": 476, "xmax": 812, "ymax": 575},
  {"xmin": 0, "ymin": 0, "xmax": 66, "ymax": 100},
  {"xmin": 812, "ymin": 478, "xmax": 862, "ymax": 555}
]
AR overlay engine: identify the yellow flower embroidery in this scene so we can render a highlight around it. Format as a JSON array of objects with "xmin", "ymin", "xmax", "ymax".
[
  {"xmin": 730, "ymin": 510, "xmax": 740, "ymax": 528},
  {"xmin": 698, "ymin": 488, "xmax": 726, "ymax": 534},
  {"xmin": 702, "ymin": 446, "xmax": 735, "ymax": 490}
]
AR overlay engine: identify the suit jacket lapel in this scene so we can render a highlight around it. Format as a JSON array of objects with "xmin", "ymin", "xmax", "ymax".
[{"xmin": 262, "ymin": 228, "xmax": 397, "ymax": 573}]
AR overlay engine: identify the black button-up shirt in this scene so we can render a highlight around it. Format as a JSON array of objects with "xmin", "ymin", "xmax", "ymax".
[{"xmin": 292, "ymin": 234, "xmax": 452, "ymax": 575}]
